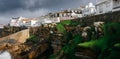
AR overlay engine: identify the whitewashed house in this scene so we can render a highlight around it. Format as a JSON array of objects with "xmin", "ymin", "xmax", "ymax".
[
  {"xmin": 96, "ymin": 0, "xmax": 113, "ymax": 14},
  {"xmin": 25, "ymin": 19, "xmax": 40, "ymax": 27},
  {"xmin": 10, "ymin": 19, "xmax": 18, "ymax": 26},
  {"xmin": 10, "ymin": 17, "xmax": 27, "ymax": 27},
  {"xmin": 40, "ymin": 17, "xmax": 60, "ymax": 24},
  {"xmin": 52, "ymin": 11, "xmax": 72, "ymax": 17},
  {"xmin": 49, "ymin": 9, "xmax": 82, "ymax": 20},
  {"xmin": 42, "ymin": 18, "xmax": 52, "ymax": 24},
  {"xmin": 112, "ymin": 0, "xmax": 120, "ymax": 12},
  {"xmin": 96, "ymin": 0, "xmax": 120, "ymax": 14},
  {"xmin": 10, "ymin": 17, "xmax": 40, "ymax": 27},
  {"xmin": 71, "ymin": 9, "xmax": 83, "ymax": 18},
  {"xmin": 52, "ymin": 17, "xmax": 60, "ymax": 23},
  {"xmin": 82, "ymin": 3, "xmax": 96, "ymax": 16}
]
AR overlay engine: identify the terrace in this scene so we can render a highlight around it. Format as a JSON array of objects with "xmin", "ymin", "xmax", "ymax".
[{"xmin": 113, "ymin": 0, "xmax": 120, "ymax": 11}]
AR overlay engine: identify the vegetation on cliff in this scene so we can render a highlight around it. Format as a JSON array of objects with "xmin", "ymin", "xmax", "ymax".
[
  {"xmin": 78, "ymin": 22, "xmax": 120, "ymax": 59},
  {"xmin": 49, "ymin": 21, "xmax": 120, "ymax": 59}
]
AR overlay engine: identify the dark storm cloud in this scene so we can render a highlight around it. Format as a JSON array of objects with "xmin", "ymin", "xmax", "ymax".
[
  {"xmin": 0, "ymin": 0, "xmax": 22, "ymax": 12},
  {"xmin": 0, "ymin": 0, "xmax": 96, "ymax": 24}
]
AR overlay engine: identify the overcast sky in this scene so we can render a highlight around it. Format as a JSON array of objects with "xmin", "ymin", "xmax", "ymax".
[{"xmin": 0, "ymin": 0, "xmax": 96, "ymax": 24}]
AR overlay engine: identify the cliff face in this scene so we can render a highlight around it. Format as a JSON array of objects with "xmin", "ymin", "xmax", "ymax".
[
  {"xmin": 0, "ymin": 41, "xmax": 49, "ymax": 59},
  {"xmin": 0, "ymin": 26, "xmax": 52, "ymax": 59}
]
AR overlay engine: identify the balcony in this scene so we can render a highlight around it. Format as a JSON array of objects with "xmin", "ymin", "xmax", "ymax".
[
  {"xmin": 96, "ymin": 0, "xmax": 108, "ymax": 5},
  {"xmin": 113, "ymin": 0, "xmax": 120, "ymax": 10},
  {"xmin": 113, "ymin": 6, "xmax": 120, "ymax": 9}
]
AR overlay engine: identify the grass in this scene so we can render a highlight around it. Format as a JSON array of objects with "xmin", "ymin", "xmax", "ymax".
[
  {"xmin": 56, "ymin": 20, "xmax": 79, "ymax": 34},
  {"xmin": 56, "ymin": 23, "xmax": 66, "ymax": 34},
  {"xmin": 28, "ymin": 35, "xmax": 39, "ymax": 43}
]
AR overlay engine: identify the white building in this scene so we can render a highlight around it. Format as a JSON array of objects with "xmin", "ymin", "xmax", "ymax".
[
  {"xmin": 42, "ymin": 18, "xmax": 52, "ymax": 24},
  {"xmin": 71, "ymin": 9, "xmax": 83, "ymax": 18},
  {"xmin": 52, "ymin": 17, "xmax": 60, "ymax": 23},
  {"xmin": 40, "ymin": 17, "xmax": 60, "ymax": 24},
  {"xmin": 25, "ymin": 19, "xmax": 40, "ymax": 27},
  {"xmin": 82, "ymin": 3, "xmax": 96, "ymax": 16},
  {"xmin": 10, "ymin": 17, "xmax": 27, "ymax": 27},
  {"xmin": 50, "ymin": 9, "xmax": 83, "ymax": 19},
  {"xmin": 112, "ymin": 0, "xmax": 120, "ymax": 12},
  {"xmin": 10, "ymin": 17, "xmax": 40, "ymax": 27},
  {"xmin": 96, "ymin": 0, "xmax": 113, "ymax": 14},
  {"xmin": 10, "ymin": 19, "xmax": 18, "ymax": 26},
  {"xmin": 96, "ymin": 0, "xmax": 120, "ymax": 14}
]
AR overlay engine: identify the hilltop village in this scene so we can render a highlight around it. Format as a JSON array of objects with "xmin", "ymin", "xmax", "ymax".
[
  {"xmin": 9, "ymin": 2, "xmax": 95, "ymax": 28},
  {"xmin": 7, "ymin": 0, "xmax": 120, "ymax": 28}
]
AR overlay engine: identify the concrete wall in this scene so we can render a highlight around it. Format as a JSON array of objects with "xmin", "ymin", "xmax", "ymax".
[{"xmin": 0, "ymin": 29, "xmax": 29, "ymax": 43}]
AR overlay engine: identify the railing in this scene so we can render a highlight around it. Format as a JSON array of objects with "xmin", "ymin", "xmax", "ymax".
[
  {"xmin": 96, "ymin": 0, "xmax": 107, "ymax": 4},
  {"xmin": 113, "ymin": 6, "xmax": 120, "ymax": 9}
]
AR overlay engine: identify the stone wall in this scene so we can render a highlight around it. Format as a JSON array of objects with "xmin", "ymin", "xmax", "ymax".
[
  {"xmin": 75, "ymin": 11, "xmax": 120, "ymax": 25},
  {"xmin": 0, "ymin": 26, "xmax": 27, "ymax": 38},
  {"xmin": 0, "ymin": 29, "xmax": 29, "ymax": 43}
]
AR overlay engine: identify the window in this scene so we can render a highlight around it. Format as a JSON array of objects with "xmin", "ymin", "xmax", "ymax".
[{"xmin": 99, "ymin": 5, "xmax": 103, "ymax": 13}]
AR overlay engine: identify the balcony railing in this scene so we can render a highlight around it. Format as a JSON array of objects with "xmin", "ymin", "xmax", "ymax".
[
  {"xmin": 96, "ymin": 0, "xmax": 107, "ymax": 4},
  {"xmin": 113, "ymin": 6, "xmax": 120, "ymax": 9}
]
